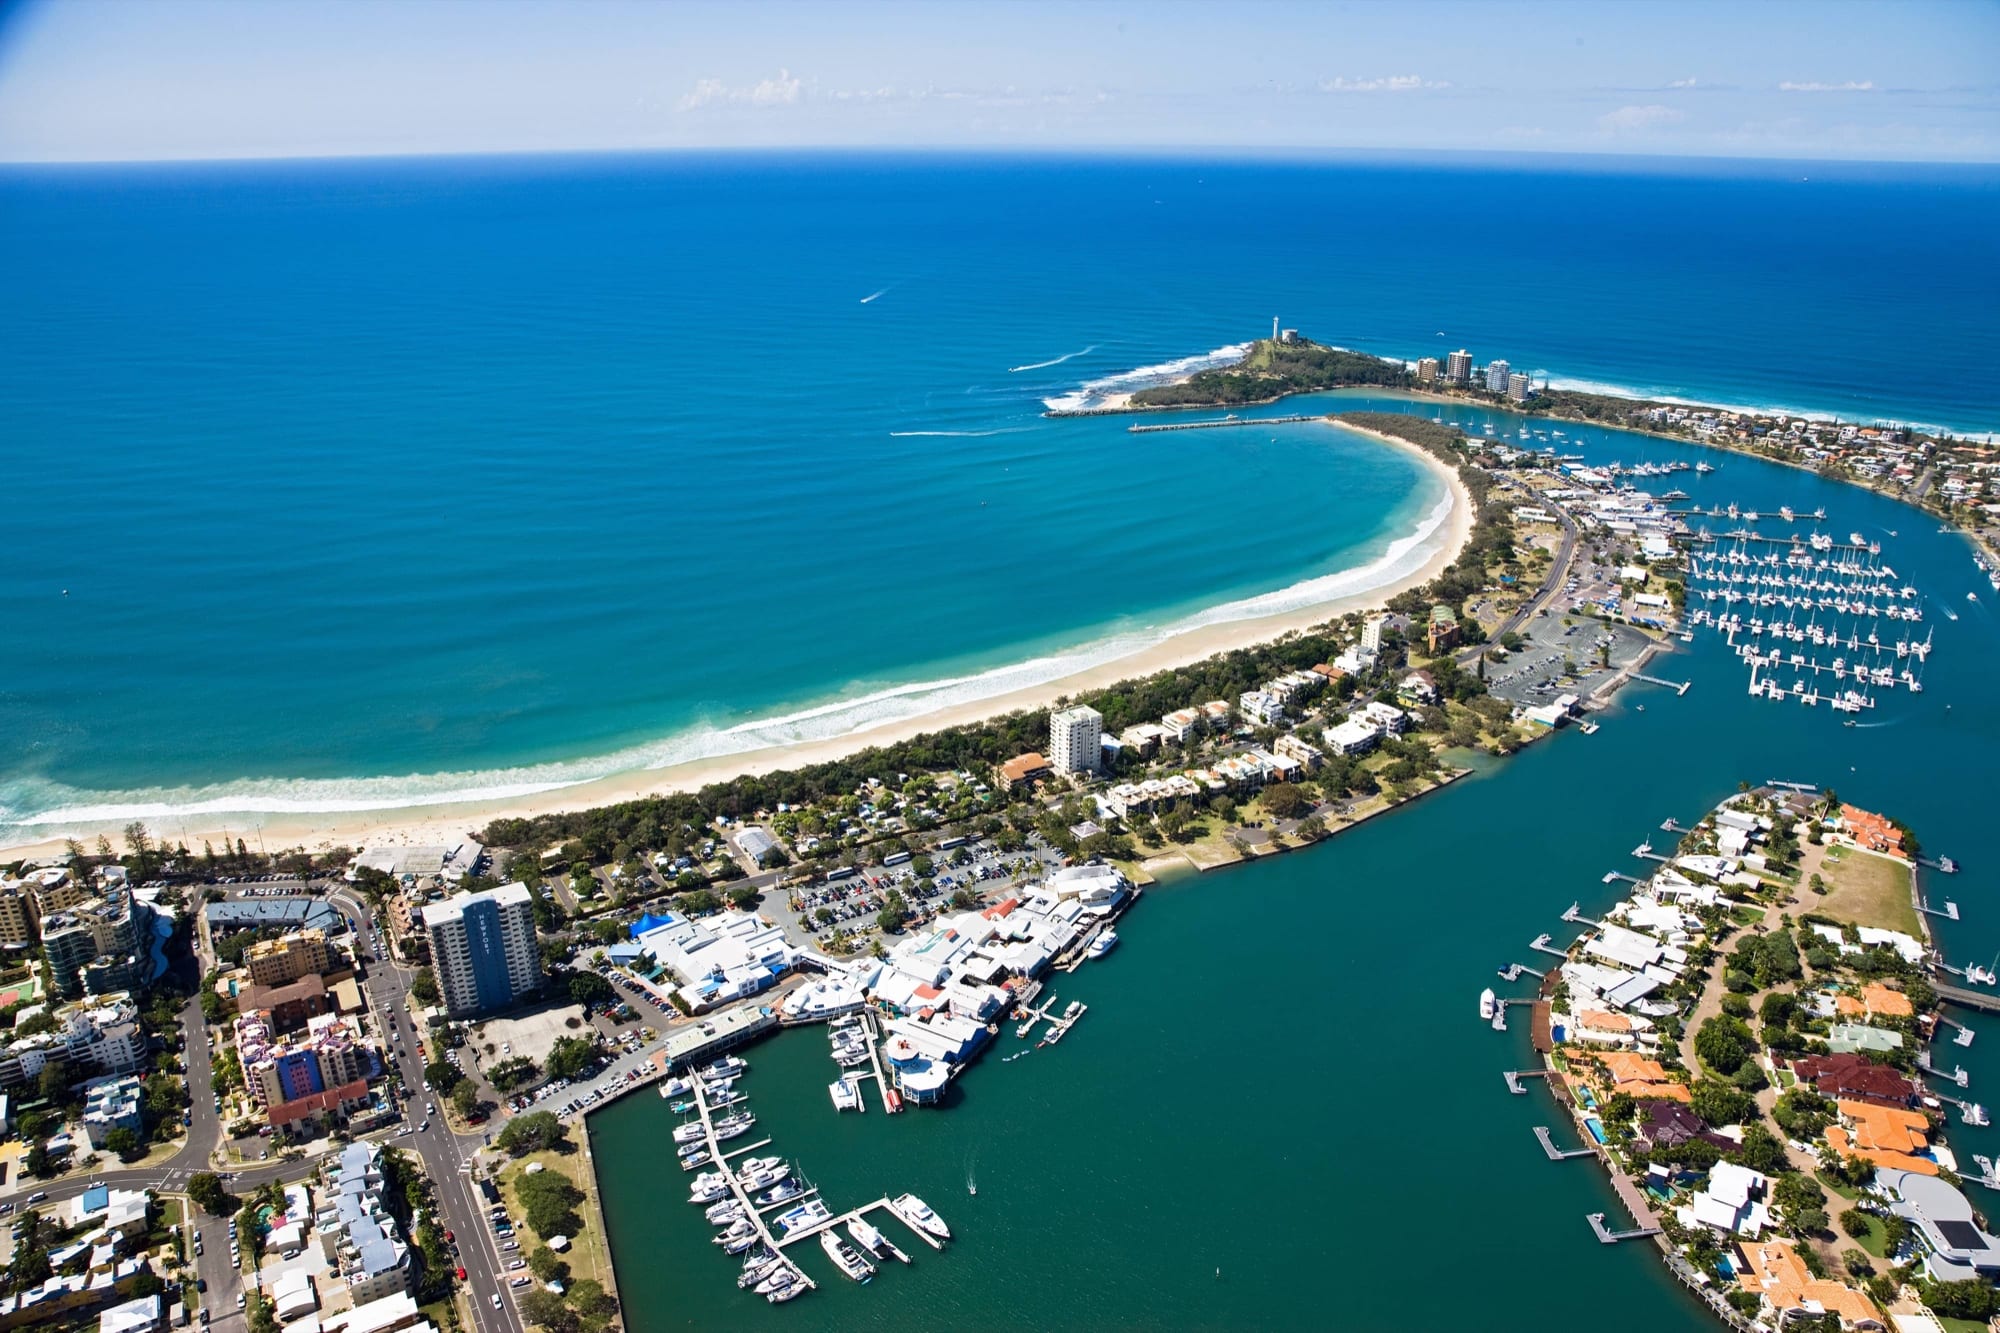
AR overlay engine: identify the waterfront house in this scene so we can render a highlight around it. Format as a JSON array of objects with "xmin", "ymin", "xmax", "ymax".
[
  {"xmin": 1785, "ymin": 1053, "xmax": 1917, "ymax": 1108},
  {"xmin": 1874, "ymin": 1168, "xmax": 2000, "ymax": 1283},
  {"xmin": 1833, "ymin": 982, "xmax": 1914, "ymax": 1020},
  {"xmin": 1827, "ymin": 1023, "xmax": 1904, "ymax": 1056},
  {"xmin": 1677, "ymin": 1162, "xmax": 1771, "ymax": 1237},
  {"xmin": 1735, "ymin": 1240, "xmax": 1885, "ymax": 1330},
  {"xmin": 1836, "ymin": 804, "xmax": 1908, "ymax": 859},
  {"xmin": 1824, "ymin": 1101, "xmax": 1937, "ymax": 1177},
  {"xmin": 1636, "ymin": 1100, "xmax": 1733, "ymax": 1154},
  {"xmin": 1583, "ymin": 1050, "xmax": 1690, "ymax": 1103}
]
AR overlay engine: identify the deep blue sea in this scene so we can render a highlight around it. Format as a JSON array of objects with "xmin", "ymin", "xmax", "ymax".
[{"xmin": 1, "ymin": 152, "xmax": 1996, "ymax": 834}]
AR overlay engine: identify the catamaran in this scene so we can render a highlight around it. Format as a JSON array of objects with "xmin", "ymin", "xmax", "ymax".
[{"xmin": 829, "ymin": 1077, "xmax": 861, "ymax": 1112}]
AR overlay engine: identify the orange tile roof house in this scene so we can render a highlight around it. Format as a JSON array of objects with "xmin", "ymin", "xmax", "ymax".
[
  {"xmin": 996, "ymin": 753, "xmax": 1051, "ymax": 789},
  {"xmin": 1825, "ymin": 1100, "xmax": 1938, "ymax": 1177},
  {"xmin": 1833, "ymin": 982, "xmax": 1914, "ymax": 1020},
  {"xmin": 1736, "ymin": 1240, "xmax": 1885, "ymax": 1330},
  {"xmin": 1586, "ymin": 1050, "xmax": 1691, "ymax": 1103},
  {"xmin": 1837, "ymin": 804, "xmax": 1908, "ymax": 859}
]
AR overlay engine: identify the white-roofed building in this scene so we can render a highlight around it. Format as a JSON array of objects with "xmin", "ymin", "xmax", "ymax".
[{"xmin": 634, "ymin": 910, "xmax": 798, "ymax": 1013}]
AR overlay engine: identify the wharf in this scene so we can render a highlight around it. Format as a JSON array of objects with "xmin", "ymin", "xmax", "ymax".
[
  {"xmin": 1040, "ymin": 1002, "xmax": 1089, "ymax": 1046},
  {"xmin": 861, "ymin": 1009, "xmax": 900, "ymax": 1113},
  {"xmin": 1940, "ymin": 1017, "xmax": 1976, "ymax": 1047},
  {"xmin": 772, "ymin": 1196, "xmax": 896, "ymax": 1250},
  {"xmin": 1601, "ymin": 871, "xmax": 1643, "ymax": 886},
  {"xmin": 1916, "ymin": 1052, "xmax": 1969, "ymax": 1087},
  {"xmin": 1126, "ymin": 414, "xmax": 1318, "ymax": 433},
  {"xmin": 1013, "ymin": 993, "xmax": 1059, "ymax": 1038},
  {"xmin": 1534, "ymin": 1126, "xmax": 1595, "ymax": 1160}
]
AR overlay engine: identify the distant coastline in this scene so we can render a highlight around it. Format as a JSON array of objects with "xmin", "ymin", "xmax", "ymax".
[{"xmin": 0, "ymin": 423, "xmax": 1473, "ymax": 858}]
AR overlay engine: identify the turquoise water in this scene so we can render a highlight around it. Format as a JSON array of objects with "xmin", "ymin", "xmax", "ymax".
[
  {"xmin": 1, "ymin": 153, "xmax": 1996, "ymax": 834},
  {"xmin": 590, "ymin": 399, "xmax": 2000, "ymax": 1331}
]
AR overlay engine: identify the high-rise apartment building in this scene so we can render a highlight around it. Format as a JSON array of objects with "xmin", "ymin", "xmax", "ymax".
[
  {"xmin": 1048, "ymin": 705, "xmax": 1104, "ymax": 774},
  {"xmin": 1445, "ymin": 349, "xmax": 1473, "ymax": 384},
  {"xmin": 421, "ymin": 883, "xmax": 540, "ymax": 1017},
  {"xmin": 1485, "ymin": 359, "xmax": 1511, "ymax": 393}
]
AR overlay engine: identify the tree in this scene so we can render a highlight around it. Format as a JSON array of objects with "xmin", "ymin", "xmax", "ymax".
[
  {"xmin": 424, "ymin": 1060, "xmax": 464, "ymax": 1095},
  {"xmin": 409, "ymin": 968, "xmax": 440, "ymax": 1007},
  {"xmin": 1690, "ymin": 1079, "xmax": 1757, "ymax": 1129},
  {"xmin": 189, "ymin": 1172, "xmax": 233, "ymax": 1217},
  {"xmin": 247, "ymin": 1293, "xmax": 281, "ymax": 1333},
  {"xmin": 497, "ymin": 1111, "xmax": 568, "ymax": 1157},
  {"xmin": 567, "ymin": 971, "xmax": 615, "ymax": 1007},
  {"xmin": 102, "ymin": 1127, "xmax": 142, "ymax": 1161},
  {"xmin": 23, "ymin": 1142, "xmax": 51, "ymax": 1178},
  {"xmin": 518, "ymin": 1290, "xmax": 577, "ymax": 1333},
  {"xmin": 1260, "ymin": 783, "xmax": 1307, "ymax": 820},
  {"xmin": 544, "ymin": 1037, "xmax": 596, "ymax": 1082},
  {"xmin": 515, "ymin": 1170, "xmax": 585, "ymax": 1237},
  {"xmin": 450, "ymin": 1080, "xmax": 479, "ymax": 1118},
  {"xmin": 527, "ymin": 1245, "xmax": 568, "ymax": 1282},
  {"xmin": 1693, "ymin": 1015, "xmax": 1752, "ymax": 1076},
  {"xmin": 567, "ymin": 1278, "xmax": 618, "ymax": 1320},
  {"xmin": 1839, "ymin": 1208, "xmax": 1873, "ymax": 1239}
]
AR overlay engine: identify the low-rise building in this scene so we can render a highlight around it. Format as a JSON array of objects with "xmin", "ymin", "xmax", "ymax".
[
  {"xmin": 81, "ymin": 1074, "xmax": 144, "ymax": 1149},
  {"xmin": 244, "ymin": 929, "xmax": 335, "ymax": 989},
  {"xmin": 317, "ymin": 1142, "xmax": 416, "ymax": 1305}
]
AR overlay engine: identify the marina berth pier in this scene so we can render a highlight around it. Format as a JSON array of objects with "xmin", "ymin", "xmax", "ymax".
[
  {"xmin": 1601, "ymin": 871, "xmax": 1644, "ymax": 886},
  {"xmin": 1534, "ymin": 1126, "xmax": 1595, "ymax": 1160},
  {"xmin": 1587, "ymin": 1213, "xmax": 1664, "ymax": 1244},
  {"xmin": 687, "ymin": 1073, "xmax": 818, "ymax": 1294},
  {"xmin": 1916, "ymin": 1052, "xmax": 1970, "ymax": 1087}
]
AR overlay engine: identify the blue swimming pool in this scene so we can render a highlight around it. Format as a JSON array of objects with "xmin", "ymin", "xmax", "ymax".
[{"xmin": 1584, "ymin": 1118, "xmax": 1607, "ymax": 1144}]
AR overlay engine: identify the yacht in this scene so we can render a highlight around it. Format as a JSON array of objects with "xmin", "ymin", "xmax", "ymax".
[
  {"xmin": 713, "ymin": 1120, "xmax": 755, "ymax": 1142},
  {"xmin": 761, "ymin": 1179, "xmax": 808, "ymax": 1206},
  {"xmin": 755, "ymin": 1268, "xmax": 795, "ymax": 1296},
  {"xmin": 671, "ymin": 1122, "xmax": 706, "ymax": 1145},
  {"xmin": 678, "ymin": 1150, "xmax": 711, "ymax": 1172},
  {"xmin": 657, "ymin": 1077, "xmax": 689, "ymax": 1100},
  {"xmin": 892, "ymin": 1193, "xmax": 951, "ymax": 1241},
  {"xmin": 706, "ymin": 1199, "xmax": 746, "ymax": 1224},
  {"xmin": 1695, "ymin": 461, "xmax": 1714, "ymax": 473},
  {"xmin": 738, "ymin": 1255, "xmax": 781, "ymax": 1288},
  {"xmin": 738, "ymin": 1165, "xmax": 789, "ymax": 1192},
  {"xmin": 723, "ymin": 1230, "xmax": 760, "ymax": 1255},
  {"xmin": 1087, "ymin": 929, "xmax": 1119, "ymax": 959},
  {"xmin": 698, "ymin": 1055, "xmax": 748, "ymax": 1080},
  {"xmin": 819, "ymin": 1230, "xmax": 876, "ymax": 1283},
  {"xmin": 766, "ymin": 1283, "xmax": 807, "ymax": 1304},
  {"xmin": 829, "ymin": 1077, "xmax": 861, "ymax": 1113},
  {"xmin": 776, "ymin": 1199, "xmax": 833, "ymax": 1235},
  {"xmin": 846, "ymin": 1218, "xmax": 910, "ymax": 1264},
  {"xmin": 713, "ymin": 1218, "xmax": 756, "ymax": 1246}
]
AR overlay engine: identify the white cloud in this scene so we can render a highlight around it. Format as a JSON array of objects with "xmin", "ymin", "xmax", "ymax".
[
  {"xmin": 1598, "ymin": 104, "xmax": 1685, "ymax": 134},
  {"xmin": 1319, "ymin": 75, "xmax": 1449, "ymax": 94},
  {"xmin": 1779, "ymin": 80, "xmax": 1876, "ymax": 93},
  {"xmin": 677, "ymin": 69, "xmax": 804, "ymax": 112},
  {"xmin": 1668, "ymin": 77, "xmax": 1699, "ymax": 89}
]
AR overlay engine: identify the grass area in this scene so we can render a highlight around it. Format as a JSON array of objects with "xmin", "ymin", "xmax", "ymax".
[
  {"xmin": 1815, "ymin": 1170, "xmax": 1864, "ymax": 1202},
  {"xmin": 497, "ymin": 1147, "xmax": 613, "ymax": 1294},
  {"xmin": 1730, "ymin": 905, "xmax": 1769, "ymax": 926},
  {"xmin": 1815, "ymin": 845, "xmax": 1920, "ymax": 936},
  {"xmin": 1938, "ymin": 1318, "xmax": 1987, "ymax": 1333},
  {"xmin": 1851, "ymin": 1217, "xmax": 1889, "ymax": 1260}
]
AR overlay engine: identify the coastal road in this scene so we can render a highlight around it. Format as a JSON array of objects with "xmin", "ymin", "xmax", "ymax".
[
  {"xmin": 334, "ymin": 885, "xmax": 519, "ymax": 1333},
  {"xmin": 1461, "ymin": 490, "xmax": 1581, "ymax": 671}
]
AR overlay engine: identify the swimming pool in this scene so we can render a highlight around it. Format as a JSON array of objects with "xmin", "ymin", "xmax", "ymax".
[{"xmin": 1584, "ymin": 1117, "xmax": 1607, "ymax": 1145}]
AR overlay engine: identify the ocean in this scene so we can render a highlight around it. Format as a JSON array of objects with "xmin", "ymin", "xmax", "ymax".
[
  {"xmin": 0, "ymin": 151, "xmax": 1996, "ymax": 832},
  {"xmin": 589, "ymin": 395, "xmax": 2000, "ymax": 1332}
]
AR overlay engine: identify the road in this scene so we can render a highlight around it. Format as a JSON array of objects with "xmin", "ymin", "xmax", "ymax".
[{"xmin": 1461, "ymin": 487, "xmax": 1581, "ymax": 671}]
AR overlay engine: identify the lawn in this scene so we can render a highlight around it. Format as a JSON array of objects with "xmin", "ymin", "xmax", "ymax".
[
  {"xmin": 497, "ymin": 1147, "xmax": 614, "ymax": 1294},
  {"xmin": 1814, "ymin": 845, "xmax": 1920, "ymax": 937}
]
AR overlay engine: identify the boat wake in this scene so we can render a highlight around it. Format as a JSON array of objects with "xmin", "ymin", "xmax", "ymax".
[
  {"xmin": 888, "ymin": 428, "xmax": 1032, "ymax": 438},
  {"xmin": 1009, "ymin": 345, "xmax": 1098, "ymax": 374},
  {"xmin": 1042, "ymin": 342, "xmax": 1252, "ymax": 414},
  {"xmin": 859, "ymin": 288, "xmax": 889, "ymax": 304},
  {"xmin": 0, "ymin": 483, "xmax": 1456, "ymax": 836}
]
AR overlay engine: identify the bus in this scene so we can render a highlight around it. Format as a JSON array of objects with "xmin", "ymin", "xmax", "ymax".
[
  {"xmin": 825, "ymin": 866, "xmax": 860, "ymax": 883},
  {"xmin": 881, "ymin": 851, "xmax": 913, "ymax": 868},
  {"xmin": 937, "ymin": 836, "xmax": 969, "ymax": 851}
]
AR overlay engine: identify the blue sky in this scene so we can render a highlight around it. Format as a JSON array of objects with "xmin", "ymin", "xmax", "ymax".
[{"xmin": 0, "ymin": 0, "xmax": 1994, "ymax": 163}]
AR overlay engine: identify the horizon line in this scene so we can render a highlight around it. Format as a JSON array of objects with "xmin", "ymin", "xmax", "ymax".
[{"xmin": 3, "ymin": 141, "xmax": 1998, "ymax": 171}]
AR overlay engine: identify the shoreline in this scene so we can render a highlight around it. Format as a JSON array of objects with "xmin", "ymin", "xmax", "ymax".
[{"xmin": 0, "ymin": 424, "xmax": 1474, "ymax": 859}]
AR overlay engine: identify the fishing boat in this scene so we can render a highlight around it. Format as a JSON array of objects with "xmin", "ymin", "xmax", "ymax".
[
  {"xmin": 891, "ymin": 1193, "xmax": 950, "ymax": 1241},
  {"xmin": 829, "ymin": 1077, "xmax": 861, "ymax": 1112},
  {"xmin": 820, "ymin": 1230, "xmax": 875, "ymax": 1283}
]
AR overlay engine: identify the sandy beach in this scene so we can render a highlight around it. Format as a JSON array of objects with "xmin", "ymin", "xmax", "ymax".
[{"xmin": 0, "ymin": 424, "xmax": 1473, "ymax": 860}]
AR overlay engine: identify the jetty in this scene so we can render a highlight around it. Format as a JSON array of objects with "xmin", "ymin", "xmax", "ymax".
[
  {"xmin": 771, "ymin": 1197, "xmax": 902, "ymax": 1250},
  {"xmin": 1534, "ymin": 1126, "xmax": 1595, "ymax": 1160},
  {"xmin": 1503, "ymin": 1070, "xmax": 1551, "ymax": 1095},
  {"xmin": 1497, "ymin": 963, "xmax": 1545, "ymax": 981},
  {"xmin": 860, "ymin": 1009, "xmax": 899, "ymax": 1113},
  {"xmin": 1630, "ymin": 841, "xmax": 1669, "ymax": 863},
  {"xmin": 1917, "ymin": 896, "xmax": 1962, "ymax": 922},
  {"xmin": 689, "ymin": 1073, "xmax": 816, "ymax": 1294},
  {"xmin": 1941, "ymin": 1017, "xmax": 1976, "ymax": 1047},
  {"xmin": 1630, "ymin": 673, "xmax": 1691, "ymax": 695},
  {"xmin": 1917, "ymin": 1052, "xmax": 1969, "ymax": 1087},
  {"xmin": 1588, "ymin": 1212, "xmax": 1664, "ymax": 1244},
  {"xmin": 1039, "ymin": 1002, "xmax": 1088, "ymax": 1047},
  {"xmin": 1601, "ymin": 871, "xmax": 1644, "ymax": 886},
  {"xmin": 1528, "ymin": 933, "xmax": 1571, "ymax": 960},
  {"xmin": 1126, "ymin": 414, "xmax": 1318, "ymax": 434},
  {"xmin": 1560, "ymin": 902, "xmax": 1603, "ymax": 928},
  {"xmin": 1014, "ymin": 992, "xmax": 1058, "ymax": 1038}
]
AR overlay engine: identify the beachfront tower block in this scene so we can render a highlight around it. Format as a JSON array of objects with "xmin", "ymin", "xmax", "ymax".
[
  {"xmin": 1446, "ymin": 349, "xmax": 1473, "ymax": 384},
  {"xmin": 421, "ymin": 882, "xmax": 541, "ymax": 1017},
  {"xmin": 1485, "ymin": 359, "xmax": 1511, "ymax": 393},
  {"xmin": 1049, "ymin": 705, "xmax": 1105, "ymax": 774}
]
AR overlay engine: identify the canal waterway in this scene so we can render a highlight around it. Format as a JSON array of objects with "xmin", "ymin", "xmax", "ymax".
[{"xmin": 591, "ymin": 396, "xmax": 2000, "ymax": 1330}]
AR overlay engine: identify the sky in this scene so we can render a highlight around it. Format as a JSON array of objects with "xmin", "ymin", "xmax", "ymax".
[{"xmin": 0, "ymin": 0, "xmax": 1995, "ymax": 164}]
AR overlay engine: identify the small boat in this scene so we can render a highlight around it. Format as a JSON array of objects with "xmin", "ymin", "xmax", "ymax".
[
  {"xmin": 776, "ymin": 1200, "xmax": 833, "ymax": 1235},
  {"xmin": 657, "ymin": 1077, "xmax": 689, "ymax": 1099},
  {"xmin": 1086, "ymin": 929, "xmax": 1119, "ymax": 959},
  {"xmin": 705, "ymin": 1199, "xmax": 746, "ymax": 1224},
  {"xmin": 1479, "ymin": 988, "xmax": 1496, "ymax": 1021},
  {"xmin": 766, "ymin": 1283, "xmax": 807, "ymax": 1304},
  {"xmin": 829, "ymin": 1078, "xmax": 861, "ymax": 1112},
  {"xmin": 891, "ymin": 1193, "xmax": 950, "ymax": 1241},
  {"xmin": 678, "ymin": 1150, "xmax": 711, "ymax": 1171},
  {"xmin": 820, "ymin": 1230, "xmax": 875, "ymax": 1283}
]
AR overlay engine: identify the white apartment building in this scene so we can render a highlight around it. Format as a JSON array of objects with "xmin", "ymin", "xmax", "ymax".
[{"xmin": 1048, "ymin": 705, "xmax": 1104, "ymax": 774}]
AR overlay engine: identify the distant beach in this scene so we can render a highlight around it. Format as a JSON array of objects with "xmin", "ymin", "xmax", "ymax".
[{"xmin": 0, "ymin": 425, "xmax": 1471, "ymax": 859}]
